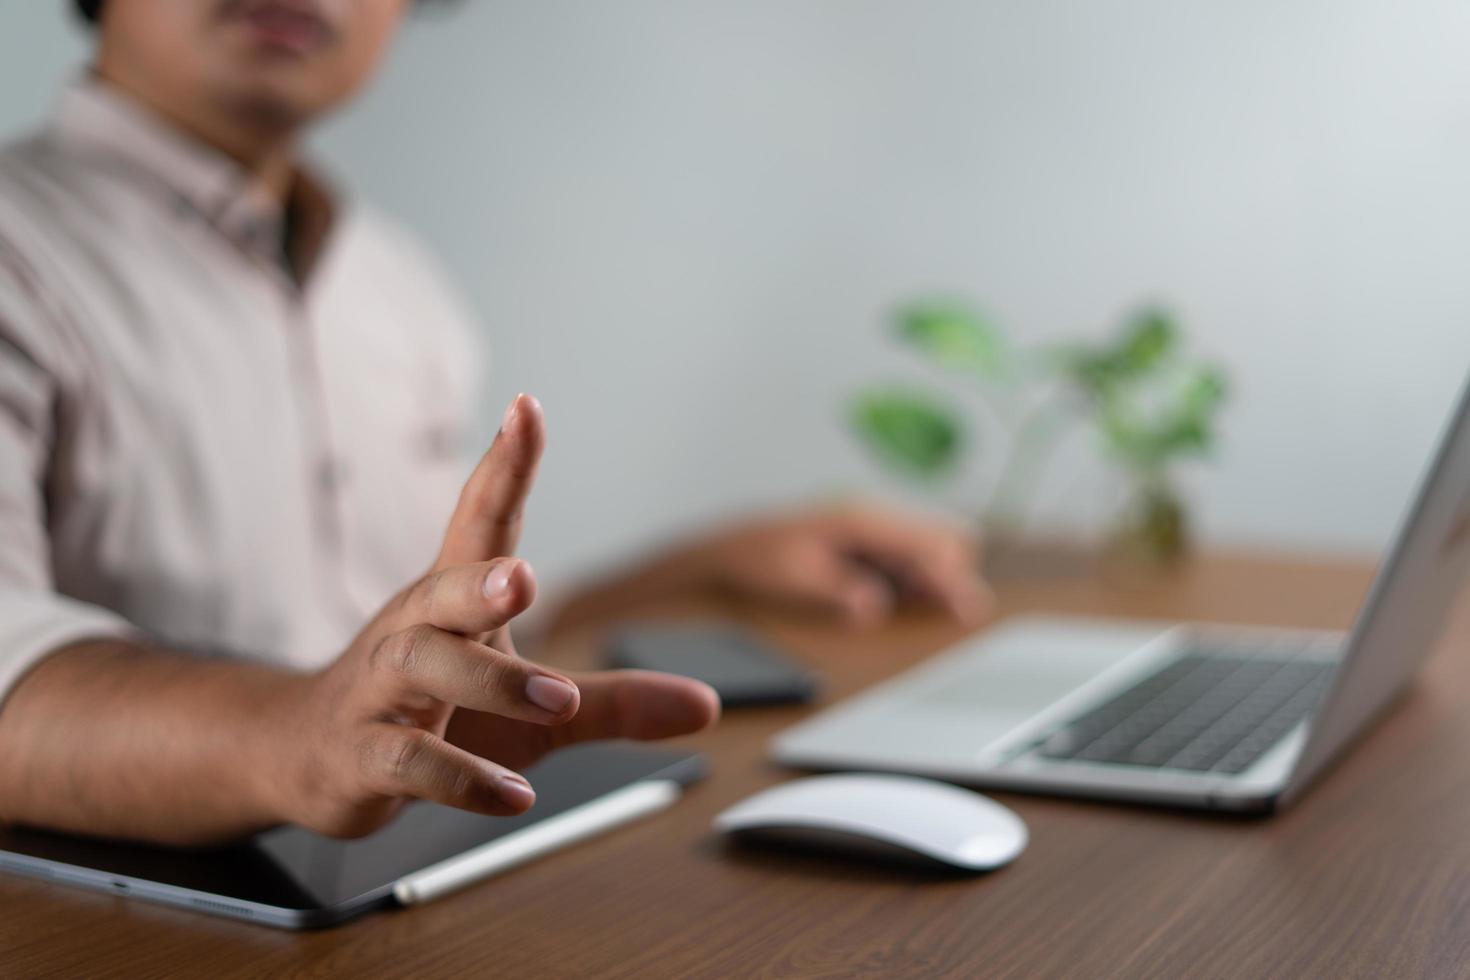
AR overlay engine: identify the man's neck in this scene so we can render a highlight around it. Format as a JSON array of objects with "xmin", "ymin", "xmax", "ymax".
[{"xmin": 90, "ymin": 67, "xmax": 298, "ymax": 204}]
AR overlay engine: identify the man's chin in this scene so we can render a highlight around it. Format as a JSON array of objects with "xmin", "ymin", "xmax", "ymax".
[{"xmin": 215, "ymin": 79, "xmax": 331, "ymax": 135}]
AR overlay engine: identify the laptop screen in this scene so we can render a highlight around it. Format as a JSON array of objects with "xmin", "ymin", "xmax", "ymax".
[{"xmin": 1284, "ymin": 373, "xmax": 1470, "ymax": 801}]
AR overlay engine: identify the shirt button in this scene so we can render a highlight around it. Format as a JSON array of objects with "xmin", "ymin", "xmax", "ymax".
[
  {"xmin": 318, "ymin": 458, "xmax": 349, "ymax": 493},
  {"xmin": 420, "ymin": 423, "xmax": 460, "ymax": 460}
]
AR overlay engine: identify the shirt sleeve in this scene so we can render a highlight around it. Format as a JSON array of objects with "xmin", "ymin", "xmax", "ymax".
[{"xmin": 0, "ymin": 245, "xmax": 136, "ymax": 710}]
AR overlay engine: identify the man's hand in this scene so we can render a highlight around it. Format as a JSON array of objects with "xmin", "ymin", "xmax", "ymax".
[
  {"xmin": 695, "ymin": 503, "xmax": 993, "ymax": 628},
  {"xmin": 272, "ymin": 554, "xmax": 716, "ymax": 838},
  {"xmin": 547, "ymin": 500, "xmax": 994, "ymax": 637},
  {"xmin": 268, "ymin": 394, "xmax": 720, "ymax": 838}
]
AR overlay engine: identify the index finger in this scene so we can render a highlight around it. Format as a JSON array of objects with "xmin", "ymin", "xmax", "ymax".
[{"xmin": 435, "ymin": 393, "xmax": 546, "ymax": 570}]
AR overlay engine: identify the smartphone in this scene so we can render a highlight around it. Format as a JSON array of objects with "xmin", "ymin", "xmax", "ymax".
[{"xmin": 605, "ymin": 624, "xmax": 821, "ymax": 707}]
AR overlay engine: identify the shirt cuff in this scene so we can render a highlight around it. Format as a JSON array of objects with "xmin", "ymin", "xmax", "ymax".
[{"xmin": 0, "ymin": 590, "xmax": 139, "ymax": 710}]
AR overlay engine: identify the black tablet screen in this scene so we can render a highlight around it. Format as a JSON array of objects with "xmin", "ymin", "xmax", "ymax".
[{"xmin": 0, "ymin": 743, "xmax": 705, "ymax": 913}]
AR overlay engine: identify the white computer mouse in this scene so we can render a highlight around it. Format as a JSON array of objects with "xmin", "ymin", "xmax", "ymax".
[{"xmin": 714, "ymin": 773, "xmax": 1027, "ymax": 871}]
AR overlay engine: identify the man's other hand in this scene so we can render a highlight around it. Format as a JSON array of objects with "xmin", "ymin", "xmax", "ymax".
[{"xmin": 695, "ymin": 503, "xmax": 993, "ymax": 629}]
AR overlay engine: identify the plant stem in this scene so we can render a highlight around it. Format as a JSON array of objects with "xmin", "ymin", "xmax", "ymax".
[{"xmin": 982, "ymin": 390, "xmax": 1077, "ymax": 540}]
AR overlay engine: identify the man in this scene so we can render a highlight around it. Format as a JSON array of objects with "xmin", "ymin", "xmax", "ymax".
[{"xmin": 0, "ymin": 0, "xmax": 989, "ymax": 846}]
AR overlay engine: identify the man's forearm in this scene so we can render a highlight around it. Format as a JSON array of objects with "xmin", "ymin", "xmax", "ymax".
[{"xmin": 0, "ymin": 639, "xmax": 302, "ymax": 845}]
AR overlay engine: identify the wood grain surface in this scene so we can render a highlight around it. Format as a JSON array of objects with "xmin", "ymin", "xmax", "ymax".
[{"xmin": 3, "ymin": 552, "xmax": 1468, "ymax": 980}]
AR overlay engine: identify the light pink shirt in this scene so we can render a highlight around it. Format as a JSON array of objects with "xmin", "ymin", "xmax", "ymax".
[{"xmin": 0, "ymin": 81, "xmax": 483, "ymax": 703}]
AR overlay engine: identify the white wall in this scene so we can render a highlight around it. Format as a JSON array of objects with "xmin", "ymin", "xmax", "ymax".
[{"xmin": 4, "ymin": 2, "xmax": 1468, "ymax": 582}]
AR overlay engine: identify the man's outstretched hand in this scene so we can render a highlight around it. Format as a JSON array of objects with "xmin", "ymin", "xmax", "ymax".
[{"xmin": 271, "ymin": 394, "xmax": 719, "ymax": 838}]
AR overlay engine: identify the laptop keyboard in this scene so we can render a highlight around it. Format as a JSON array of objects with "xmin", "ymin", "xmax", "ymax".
[{"xmin": 1037, "ymin": 652, "xmax": 1335, "ymax": 774}]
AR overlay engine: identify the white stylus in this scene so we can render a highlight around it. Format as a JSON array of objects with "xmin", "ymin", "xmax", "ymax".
[{"xmin": 393, "ymin": 779, "xmax": 682, "ymax": 906}]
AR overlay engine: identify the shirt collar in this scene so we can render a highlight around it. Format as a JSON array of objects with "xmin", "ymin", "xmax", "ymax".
[{"xmin": 49, "ymin": 77, "xmax": 339, "ymax": 281}]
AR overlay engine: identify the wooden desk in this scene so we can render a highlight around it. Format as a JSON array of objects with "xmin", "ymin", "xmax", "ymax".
[{"xmin": 4, "ymin": 553, "xmax": 1468, "ymax": 979}]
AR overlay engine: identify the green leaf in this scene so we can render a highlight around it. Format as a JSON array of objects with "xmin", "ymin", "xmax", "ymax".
[
  {"xmin": 1111, "ymin": 307, "xmax": 1177, "ymax": 377},
  {"xmin": 1052, "ymin": 307, "xmax": 1180, "ymax": 398},
  {"xmin": 1179, "ymin": 366, "xmax": 1228, "ymax": 418},
  {"xmin": 1097, "ymin": 361, "xmax": 1230, "ymax": 468},
  {"xmin": 1056, "ymin": 348, "xmax": 1116, "ymax": 394},
  {"xmin": 1157, "ymin": 415, "xmax": 1210, "ymax": 454},
  {"xmin": 893, "ymin": 301, "xmax": 1007, "ymax": 377},
  {"xmin": 850, "ymin": 388, "xmax": 963, "ymax": 479},
  {"xmin": 1158, "ymin": 366, "xmax": 1229, "ymax": 455}
]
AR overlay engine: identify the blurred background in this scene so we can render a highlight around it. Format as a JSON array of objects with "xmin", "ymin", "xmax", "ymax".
[{"xmin": 4, "ymin": 1, "xmax": 1468, "ymax": 584}]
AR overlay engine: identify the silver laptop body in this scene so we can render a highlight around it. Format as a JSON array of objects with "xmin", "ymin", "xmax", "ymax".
[{"xmin": 773, "ymin": 374, "xmax": 1470, "ymax": 812}]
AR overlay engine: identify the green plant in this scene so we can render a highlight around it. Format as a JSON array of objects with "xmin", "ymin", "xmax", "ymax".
[{"xmin": 851, "ymin": 300, "xmax": 1229, "ymax": 562}]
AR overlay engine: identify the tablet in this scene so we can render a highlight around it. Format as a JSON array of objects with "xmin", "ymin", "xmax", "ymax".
[{"xmin": 0, "ymin": 743, "xmax": 705, "ymax": 929}]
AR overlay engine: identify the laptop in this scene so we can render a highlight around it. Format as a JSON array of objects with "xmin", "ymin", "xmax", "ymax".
[{"xmin": 774, "ymin": 373, "xmax": 1470, "ymax": 812}]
